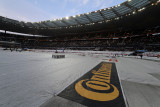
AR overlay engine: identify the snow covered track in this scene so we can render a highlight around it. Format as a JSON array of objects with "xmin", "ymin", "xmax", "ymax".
[
  {"xmin": 116, "ymin": 57, "xmax": 160, "ymax": 107},
  {"xmin": 0, "ymin": 50, "xmax": 101, "ymax": 107},
  {"xmin": 0, "ymin": 50, "xmax": 160, "ymax": 107}
]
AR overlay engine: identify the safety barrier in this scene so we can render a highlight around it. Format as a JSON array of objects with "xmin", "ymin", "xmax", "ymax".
[{"xmin": 52, "ymin": 55, "xmax": 65, "ymax": 59}]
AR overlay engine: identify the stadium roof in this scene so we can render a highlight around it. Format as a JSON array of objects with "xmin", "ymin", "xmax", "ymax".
[{"xmin": 0, "ymin": 0, "xmax": 160, "ymax": 36}]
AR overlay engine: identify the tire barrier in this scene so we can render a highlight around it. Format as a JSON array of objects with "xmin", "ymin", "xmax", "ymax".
[{"xmin": 109, "ymin": 59, "xmax": 118, "ymax": 62}]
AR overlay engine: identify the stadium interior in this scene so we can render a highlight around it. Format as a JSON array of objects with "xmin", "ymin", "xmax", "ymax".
[
  {"xmin": 0, "ymin": 0, "xmax": 160, "ymax": 107},
  {"xmin": 0, "ymin": 0, "xmax": 160, "ymax": 51}
]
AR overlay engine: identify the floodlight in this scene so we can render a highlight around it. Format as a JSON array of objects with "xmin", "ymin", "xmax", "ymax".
[{"xmin": 66, "ymin": 17, "xmax": 69, "ymax": 20}]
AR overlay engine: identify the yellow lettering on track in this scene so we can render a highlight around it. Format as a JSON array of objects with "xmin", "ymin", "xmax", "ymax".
[
  {"xmin": 75, "ymin": 63, "xmax": 120, "ymax": 101},
  {"xmin": 86, "ymin": 80, "xmax": 110, "ymax": 90},
  {"xmin": 75, "ymin": 80, "xmax": 119, "ymax": 101}
]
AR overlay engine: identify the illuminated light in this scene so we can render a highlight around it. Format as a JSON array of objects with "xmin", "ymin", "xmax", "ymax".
[
  {"xmin": 128, "ymin": 0, "xmax": 131, "ymax": 2},
  {"xmin": 133, "ymin": 11, "xmax": 136, "ymax": 14},
  {"xmin": 138, "ymin": 7, "xmax": 145, "ymax": 12},
  {"xmin": 65, "ymin": 17, "xmax": 69, "ymax": 20},
  {"xmin": 73, "ymin": 16, "xmax": 76, "ymax": 18}
]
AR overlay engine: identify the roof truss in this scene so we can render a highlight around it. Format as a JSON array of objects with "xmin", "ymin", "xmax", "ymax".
[
  {"xmin": 124, "ymin": 2, "xmax": 137, "ymax": 11},
  {"xmin": 111, "ymin": 8, "xmax": 121, "ymax": 17},
  {"xmin": 84, "ymin": 14, "xmax": 94, "ymax": 23}
]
